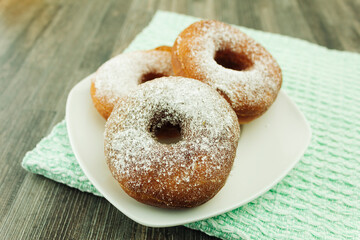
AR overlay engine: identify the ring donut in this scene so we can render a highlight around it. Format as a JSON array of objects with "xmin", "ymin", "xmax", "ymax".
[
  {"xmin": 105, "ymin": 77, "xmax": 240, "ymax": 208},
  {"xmin": 91, "ymin": 46, "xmax": 173, "ymax": 119},
  {"xmin": 172, "ymin": 20, "xmax": 282, "ymax": 123}
]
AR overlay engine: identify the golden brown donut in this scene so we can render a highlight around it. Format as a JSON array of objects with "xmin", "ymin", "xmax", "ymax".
[
  {"xmin": 91, "ymin": 46, "xmax": 173, "ymax": 119},
  {"xmin": 104, "ymin": 77, "xmax": 240, "ymax": 208},
  {"xmin": 172, "ymin": 20, "xmax": 282, "ymax": 123}
]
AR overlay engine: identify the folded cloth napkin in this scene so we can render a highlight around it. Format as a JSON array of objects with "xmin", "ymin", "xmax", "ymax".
[{"xmin": 22, "ymin": 11, "xmax": 360, "ymax": 239}]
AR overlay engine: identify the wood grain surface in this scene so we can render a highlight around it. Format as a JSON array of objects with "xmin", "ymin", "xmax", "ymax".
[{"xmin": 0, "ymin": 0, "xmax": 359, "ymax": 239}]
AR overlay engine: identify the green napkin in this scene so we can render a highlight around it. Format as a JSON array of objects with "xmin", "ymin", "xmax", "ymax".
[{"xmin": 22, "ymin": 11, "xmax": 360, "ymax": 239}]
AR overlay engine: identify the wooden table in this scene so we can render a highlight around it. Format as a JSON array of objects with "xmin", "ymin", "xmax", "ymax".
[{"xmin": 1, "ymin": 0, "xmax": 359, "ymax": 239}]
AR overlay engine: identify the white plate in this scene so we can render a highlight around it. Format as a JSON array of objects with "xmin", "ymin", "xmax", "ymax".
[{"xmin": 66, "ymin": 74, "xmax": 311, "ymax": 227}]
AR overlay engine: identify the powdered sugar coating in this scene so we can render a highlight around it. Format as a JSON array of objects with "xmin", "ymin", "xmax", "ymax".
[
  {"xmin": 105, "ymin": 77, "xmax": 240, "ymax": 208},
  {"xmin": 92, "ymin": 50, "xmax": 173, "ymax": 118},
  {"xmin": 173, "ymin": 20, "xmax": 282, "ymax": 122}
]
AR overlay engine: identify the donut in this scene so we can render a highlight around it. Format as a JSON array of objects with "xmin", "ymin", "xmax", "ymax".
[
  {"xmin": 104, "ymin": 77, "xmax": 240, "ymax": 208},
  {"xmin": 91, "ymin": 46, "xmax": 173, "ymax": 119},
  {"xmin": 172, "ymin": 20, "xmax": 282, "ymax": 123}
]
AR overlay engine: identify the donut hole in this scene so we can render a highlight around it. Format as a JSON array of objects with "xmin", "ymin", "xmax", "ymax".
[
  {"xmin": 149, "ymin": 114, "xmax": 183, "ymax": 144},
  {"xmin": 214, "ymin": 49, "xmax": 253, "ymax": 71},
  {"xmin": 153, "ymin": 122, "xmax": 182, "ymax": 144},
  {"xmin": 140, "ymin": 72, "xmax": 166, "ymax": 84}
]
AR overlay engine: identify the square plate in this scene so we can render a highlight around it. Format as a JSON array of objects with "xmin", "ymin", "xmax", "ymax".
[{"xmin": 66, "ymin": 74, "xmax": 311, "ymax": 227}]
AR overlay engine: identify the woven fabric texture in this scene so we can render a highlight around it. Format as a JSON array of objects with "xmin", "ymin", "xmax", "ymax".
[{"xmin": 22, "ymin": 11, "xmax": 360, "ymax": 239}]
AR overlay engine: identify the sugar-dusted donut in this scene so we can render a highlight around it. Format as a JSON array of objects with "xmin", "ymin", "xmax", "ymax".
[
  {"xmin": 91, "ymin": 46, "xmax": 173, "ymax": 119},
  {"xmin": 172, "ymin": 20, "xmax": 282, "ymax": 123},
  {"xmin": 104, "ymin": 77, "xmax": 240, "ymax": 208}
]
